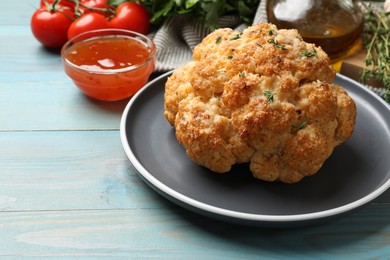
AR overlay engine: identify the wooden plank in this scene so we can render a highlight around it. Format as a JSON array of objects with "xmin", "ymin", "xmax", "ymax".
[
  {"xmin": 0, "ymin": 73, "xmax": 128, "ymax": 131},
  {"xmin": 0, "ymin": 130, "xmax": 164, "ymax": 211},
  {"xmin": 0, "ymin": 1, "xmax": 35, "ymax": 26},
  {"xmin": 340, "ymin": 50, "xmax": 385, "ymax": 88},
  {"xmin": 0, "ymin": 204, "xmax": 389, "ymax": 258}
]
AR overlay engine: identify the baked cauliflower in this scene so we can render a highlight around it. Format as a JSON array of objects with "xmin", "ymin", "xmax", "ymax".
[{"xmin": 164, "ymin": 23, "xmax": 356, "ymax": 183}]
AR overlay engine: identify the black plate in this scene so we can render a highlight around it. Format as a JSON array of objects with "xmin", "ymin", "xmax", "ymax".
[{"xmin": 120, "ymin": 71, "xmax": 390, "ymax": 227}]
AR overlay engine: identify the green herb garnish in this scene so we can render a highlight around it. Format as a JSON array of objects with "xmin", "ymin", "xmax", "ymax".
[
  {"xmin": 215, "ymin": 35, "xmax": 222, "ymax": 44},
  {"xmin": 301, "ymin": 50, "xmax": 317, "ymax": 58},
  {"xmin": 268, "ymin": 29, "xmax": 276, "ymax": 36},
  {"xmin": 276, "ymin": 44, "xmax": 288, "ymax": 50},
  {"xmin": 299, "ymin": 121, "xmax": 307, "ymax": 129},
  {"xmin": 267, "ymin": 38, "xmax": 287, "ymax": 50},
  {"xmin": 227, "ymin": 55, "xmax": 233, "ymax": 60},
  {"xmin": 268, "ymin": 38, "xmax": 276, "ymax": 45},
  {"xmin": 230, "ymin": 33, "xmax": 242, "ymax": 40},
  {"xmin": 263, "ymin": 90, "xmax": 275, "ymax": 103}
]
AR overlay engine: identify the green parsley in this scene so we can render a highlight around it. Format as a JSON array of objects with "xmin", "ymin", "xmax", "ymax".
[
  {"xmin": 230, "ymin": 33, "xmax": 242, "ymax": 40},
  {"xmin": 276, "ymin": 44, "xmax": 288, "ymax": 50},
  {"xmin": 227, "ymin": 55, "xmax": 233, "ymax": 60},
  {"xmin": 299, "ymin": 121, "xmax": 307, "ymax": 129},
  {"xmin": 301, "ymin": 50, "xmax": 317, "ymax": 58},
  {"xmin": 263, "ymin": 90, "xmax": 275, "ymax": 103},
  {"xmin": 268, "ymin": 29, "xmax": 276, "ymax": 36},
  {"xmin": 267, "ymin": 38, "xmax": 287, "ymax": 50},
  {"xmin": 268, "ymin": 38, "xmax": 277, "ymax": 45},
  {"xmin": 215, "ymin": 35, "xmax": 222, "ymax": 44}
]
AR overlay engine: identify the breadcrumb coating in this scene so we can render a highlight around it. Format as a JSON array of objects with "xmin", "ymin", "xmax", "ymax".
[{"xmin": 164, "ymin": 23, "xmax": 356, "ymax": 183}]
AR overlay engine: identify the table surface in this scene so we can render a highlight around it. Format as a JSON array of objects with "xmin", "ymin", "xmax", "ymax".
[{"xmin": 1, "ymin": 1, "xmax": 390, "ymax": 258}]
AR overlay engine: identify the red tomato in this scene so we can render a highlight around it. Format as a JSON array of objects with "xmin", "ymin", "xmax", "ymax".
[
  {"xmin": 81, "ymin": 0, "xmax": 108, "ymax": 9},
  {"xmin": 67, "ymin": 12, "xmax": 110, "ymax": 40},
  {"xmin": 79, "ymin": 0, "xmax": 112, "ymax": 16},
  {"xmin": 31, "ymin": 8, "xmax": 74, "ymax": 48},
  {"xmin": 40, "ymin": 0, "xmax": 75, "ymax": 9},
  {"xmin": 109, "ymin": 2, "xmax": 150, "ymax": 35}
]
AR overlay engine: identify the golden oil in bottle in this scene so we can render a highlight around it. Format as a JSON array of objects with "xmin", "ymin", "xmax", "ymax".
[{"xmin": 267, "ymin": 0, "xmax": 364, "ymax": 63}]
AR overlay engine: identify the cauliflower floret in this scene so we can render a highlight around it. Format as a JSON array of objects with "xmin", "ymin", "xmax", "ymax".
[{"xmin": 164, "ymin": 23, "xmax": 356, "ymax": 183}]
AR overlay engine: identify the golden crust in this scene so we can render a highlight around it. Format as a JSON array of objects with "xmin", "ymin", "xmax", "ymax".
[{"xmin": 164, "ymin": 23, "xmax": 356, "ymax": 183}]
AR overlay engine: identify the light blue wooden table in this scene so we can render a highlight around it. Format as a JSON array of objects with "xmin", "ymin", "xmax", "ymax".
[{"xmin": 1, "ymin": 1, "xmax": 389, "ymax": 258}]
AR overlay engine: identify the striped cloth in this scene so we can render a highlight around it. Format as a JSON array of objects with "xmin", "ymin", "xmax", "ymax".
[{"xmin": 149, "ymin": 14, "xmax": 244, "ymax": 72}]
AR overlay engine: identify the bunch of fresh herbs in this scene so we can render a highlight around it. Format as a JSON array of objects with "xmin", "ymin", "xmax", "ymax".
[
  {"xmin": 360, "ymin": 3, "xmax": 390, "ymax": 101},
  {"xmin": 108, "ymin": 0, "xmax": 260, "ymax": 30}
]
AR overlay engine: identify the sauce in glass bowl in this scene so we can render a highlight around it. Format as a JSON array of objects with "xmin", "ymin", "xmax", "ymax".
[{"xmin": 61, "ymin": 29, "xmax": 156, "ymax": 101}]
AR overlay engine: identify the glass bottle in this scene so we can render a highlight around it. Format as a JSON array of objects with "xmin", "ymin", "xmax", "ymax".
[{"xmin": 266, "ymin": 0, "xmax": 364, "ymax": 63}]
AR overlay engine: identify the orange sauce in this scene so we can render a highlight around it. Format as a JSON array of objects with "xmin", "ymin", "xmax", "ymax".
[
  {"xmin": 63, "ymin": 35, "xmax": 155, "ymax": 101},
  {"xmin": 66, "ymin": 36, "xmax": 150, "ymax": 70}
]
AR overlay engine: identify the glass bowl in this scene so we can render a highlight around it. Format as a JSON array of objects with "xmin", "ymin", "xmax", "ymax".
[{"xmin": 61, "ymin": 29, "xmax": 156, "ymax": 101}]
